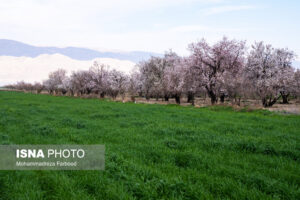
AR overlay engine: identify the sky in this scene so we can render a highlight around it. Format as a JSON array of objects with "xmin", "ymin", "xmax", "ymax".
[{"xmin": 0, "ymin": 0, "xmax": 300, "ymax": 57}]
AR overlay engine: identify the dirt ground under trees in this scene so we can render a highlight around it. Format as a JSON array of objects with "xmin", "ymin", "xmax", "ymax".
[
  {"xmin": 2, "ymin": 88, "xmax": 300, "ymax": 114},
  {"xmin": 125, "ymin": 96, "xmax": 300, "ymax": 115}
]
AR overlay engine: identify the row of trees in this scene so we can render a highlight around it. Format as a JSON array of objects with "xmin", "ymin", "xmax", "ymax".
[
  {"xmin": 6, "ymin": 37, "xmax": 300, "ymax": 107},
  {"xmin": 43, "ymin": 62, "xmax": 129, "ymax": 100}
]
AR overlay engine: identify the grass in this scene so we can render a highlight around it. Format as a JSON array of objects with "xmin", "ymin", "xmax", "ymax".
[{"xmin": 0, "ymin": 91, "xmax": 299, "ymax": 200}]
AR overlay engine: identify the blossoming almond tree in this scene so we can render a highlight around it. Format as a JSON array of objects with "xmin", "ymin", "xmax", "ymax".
[
  {"xmin": 43, "ymin": 69, "xmax": 68, "ymax": 95},
  {"xmin": 245, "ymin": 42, "xmax": 295, "ymax": 107},
  {"xmin": 188, "ymin": 37, "xmax": 246, "ymax": 104},
  {"xmin": 138, "ymin": 51, "xmax": 179, "ymax": 101},
  {"xmin": 293, "ymin": 69, "xmax": 300, "ymax": 99},
  {"xmin": 275, "ymin": 48, "xmax": 295, "ymax": 104},
  {"xmin": 181, "ymin": 56, "xmax": 203, "ymax": 106},
  {"xmin": 89, "ymin": 61, "xmax": 110, "ymax": 98},
  {"xmin": 128, "ymin": 67, "xmax": 142, "ymax": 102},
  {"xmin": 164, "ymin": 55, "xmax": 185, "ymax": 104},
  {"xmin": 70, "ymin": 70, "xmax": 93, "ymax": 96},
  {"xmin": 138, "ymin": 57, "xmax": 160, "ymax": 100},
  {"xmin": 107, "ymin": 69, "xmax": 128, "ymax": 100}
]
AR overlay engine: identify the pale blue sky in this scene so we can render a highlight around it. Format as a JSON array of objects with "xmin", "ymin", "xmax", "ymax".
[{"xmin": 0, "ymin": 0, "xmax": 299, "ymax": 57}]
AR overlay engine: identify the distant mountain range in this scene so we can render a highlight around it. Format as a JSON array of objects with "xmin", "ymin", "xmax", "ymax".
[{"xmin": 0, "ymin": 39, "xmax": 161, "ymax": 63}]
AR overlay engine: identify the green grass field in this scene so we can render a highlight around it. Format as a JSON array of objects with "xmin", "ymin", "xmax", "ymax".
[{"xmin": 0, "ymin": 91, "xmax": 299, "ymax": 200}]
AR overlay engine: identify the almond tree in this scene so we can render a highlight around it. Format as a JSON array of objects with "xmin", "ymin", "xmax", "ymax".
[
  {"xmin": 89, "ymin": 61, "xmax": 110, "ymax": 98},
  {"xmin": 138, "ymin": 58, "xmax": 156, "ymax": 100},
  {"xmin": 223, "ymin": 70, "xmax": 244, "ymax": 105},
  {"xmin": 164, "ymin": 56, "xmax": 185, "ymax": 104},
  {"xmin": 275, "ymin": 48, "xmax": 295, "ymax": 104},
  {"xmin": 33, "ymin": 82, "xmax": 44, "ymax": 94},
  {"xmin": 188, "ymin": 37, "xmax": 246, "ymax": 104},
  {"xmin": 183, "ymin": 57, "xmax": 203, "ymax": 106},
  {"xmin": 70, "ymin": 70, "xmax": 93, "ymax": 96},
  {"xmin": 14, "ymin": 81, "xmax": 33, "ymax": 92},
  {"xmin": 222, "ymin": 54, "xmax": 246, "ymax": 105},
  {"xmin": 162, "ymin": 51, "xmax": 180, "ymax": 101},
  {"xmin": 138, "ymin": 51, "xmax": 178, "ymax": 101},
  {"xmin": 293, "ymin": 69, "xmax": 300, "ymax": 99},
  {"xmin": 107, "ymin": 69, "xmax": 128, "ymax": 100},
  {"xmin": 43, "ymin": 79, "xmax": 55, "ymax": 94},
  {"xmin": 138, "ymin": 56, "xmax": 166, "ymax": 100},
  {"xmin": 61, "ymin": 77, "xmax": 72, "ymax": 95},
  {"xmin": 128, "ymin": 67, "xmax": 142, "ymax": 102},
  {"xmin": 245, "ymin": 42, "xmax": 295, "ymax": 107},
  {"xmin": 43, "ymin": 69, "xmax": 67, "ymax": 95}
]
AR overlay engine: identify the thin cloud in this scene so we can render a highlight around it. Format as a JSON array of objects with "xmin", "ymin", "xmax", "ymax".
[{"xmin": 203, "ymin": 5, "xmax": 256, "ymax": 16}]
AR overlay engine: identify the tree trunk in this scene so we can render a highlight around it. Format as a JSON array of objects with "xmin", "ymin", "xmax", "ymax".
[
  {"xmin": 262, "ymin": 96, "xmax": 279, "ymax": 107},
  {"xmin": 100, "ymin": 92, "xmax": 105, "ymax": 98},
  {"xmin": 210, "ymin": 95, "xmax": 217, "ymax": 105},
  {"xmin": 62, "ymin": 89, "xmax": 67, "ymax": 95},
  {"xmin": 220, "ymin": 94, "xmax": 225, "ymax": 103},
  {"xmin": 187, "ymin": 91, "xmax": 195, "ymax": 106},
  {"xmin": 174, "ymin": 94, "xmax": 181, "ymax": 104},
  {"xmin": 282, "ymin": 95, "xmax": 289, "ymax": 104},
  {"xmin": 164, "ymin": 95, "xmax": 169, "ymax": 101},
  {"xmin": 280, "ymin": 92, "xmax": 289, "ymax": 104},
  {"xmin": 205, "ymin": 86, "xmax": 217, "ymax": 105},
  {"xmin": 191, "ymin": 98, "xmax": 195, "ymax": 106},
  {"xmin": 208, "ymin": 91, "xmax": 217, "ymax": 104},
  {"xmin": 237, "ymin": 97, "xmax": 241, "ymax": 106}
]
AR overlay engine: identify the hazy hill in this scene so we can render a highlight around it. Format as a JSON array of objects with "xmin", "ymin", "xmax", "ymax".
[{"xmin": 0, "ymin": 39, "xmax": 161, "ymax": 62}]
